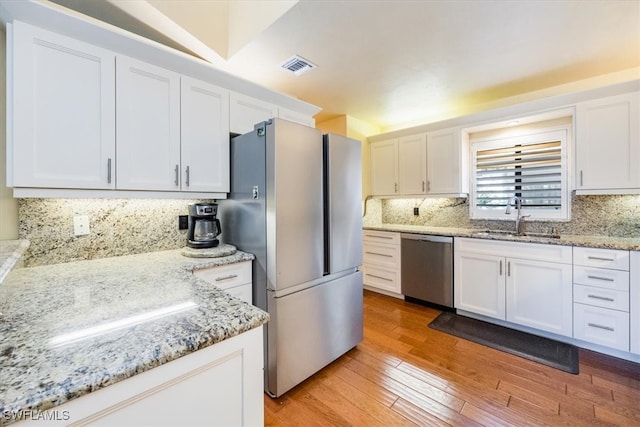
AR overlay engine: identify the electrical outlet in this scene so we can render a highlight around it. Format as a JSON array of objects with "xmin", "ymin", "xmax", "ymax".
[
  {"xmin": 413, "ymin": 207, "xmax": 419, "ymax": 216},
  {"xmin": 73, "ymin": 215, "xmax": 90, "ymax": 236},
  {"xmin": 178, "ymin": 215, "xmax": 189, "ymax": 230}
]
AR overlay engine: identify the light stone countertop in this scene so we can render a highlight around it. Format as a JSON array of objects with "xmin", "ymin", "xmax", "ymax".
[
  {"xmin": 0, "ymin": 249, "xmax": 268, "ymax": 422},
  {"xmin": 364, "ymin": 224, "xmax": 640, "ymax": 251}
]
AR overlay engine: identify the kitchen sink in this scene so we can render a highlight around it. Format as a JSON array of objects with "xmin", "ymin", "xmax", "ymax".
[{"xmin": 472, "ymin": 229, "xmax": 561, "ymax": 239}]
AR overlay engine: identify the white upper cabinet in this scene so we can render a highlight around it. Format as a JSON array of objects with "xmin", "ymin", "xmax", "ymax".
[
  {"xmin": 116, "ymin": 56, "xmax": 181, "ymax": 191},
  {"xmin": 181, "ymin": 77, "xmax": 230, "ymax": 193},
  {"xmin": 576, "ymin": 91, "xmax": 640, "ymax": 194},
  {"xmin": 370, "ymin": 128, "xmax": 467, "ymax": 197},
  {"xmin": 229, "ymin": 92, "xmax": 278, "ymax": 135},
  {"xmin": 10, "ymin": 21, "xmax": 116, "ymax": 189},
  {"xmin": 370, "ymin": 139, "xmax": 399, "ymax": 195},
  {"xmin": 427, "ymin": 127, "xmax": 467, "ymax": 195},
  {"xmin": 398, "ymin": 134, "xmax": 427, "ymax": 195}
]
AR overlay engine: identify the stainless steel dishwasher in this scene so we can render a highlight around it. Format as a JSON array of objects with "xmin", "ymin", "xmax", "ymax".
[{"xmin": 401, "ymin": 234, "xmax": 453, "ymax": 308}]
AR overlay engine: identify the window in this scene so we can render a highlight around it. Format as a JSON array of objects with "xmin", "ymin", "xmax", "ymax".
[{"xmin": 470, "ymin": 128, "xmax": 570, "ymax": 220}]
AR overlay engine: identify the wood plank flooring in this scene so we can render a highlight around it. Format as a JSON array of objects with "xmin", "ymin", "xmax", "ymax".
[{"xmin": 264, "ymin": 290, "xmax": 640, "ymax": 426}]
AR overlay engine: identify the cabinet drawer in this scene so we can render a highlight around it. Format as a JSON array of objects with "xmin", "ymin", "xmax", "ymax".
[
  {"xmin": 363, "ymin": 242, "xmax": 400, "ymax": 269},
  {"xmin": 193, "ymin": 261, "xmax": 252, "ymax": 290},
  {"xmin": 455, "ymin": 237, "xmax": 572, "ymax": 264},
  {"xmin": 573, "ymin": 284, "xmax": 629, "ymax": 312},
  {"xmin": 573, "ymin": 266, "xmax": 629, "ymax": 291},
  {"xmin": 225, "ymin": 284, "xmax": 252, "ymax": 305},
  {"xmin": 363, "ymin": 230, "xmax": 400, "ymax": 245},
  {"xmin": 574, "ymin": 303, "xmax": 629, "ymax": 351},
  {"xmin": 362, "ymin": 266, "xmax": 400, "ymax": 293},
  {"xmin": 573, "ymin": 247, "xmax": 630, "ymax": 271}
]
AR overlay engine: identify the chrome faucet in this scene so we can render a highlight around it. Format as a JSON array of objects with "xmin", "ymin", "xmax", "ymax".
[{"xmin": 505, "ymin": 196, "xmax": 530, "ymax": 235}]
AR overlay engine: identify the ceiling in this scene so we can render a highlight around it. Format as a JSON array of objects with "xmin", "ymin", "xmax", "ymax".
[{"xmin": 48, "ymin": 0, "xmax": 640, "ymax": 132}]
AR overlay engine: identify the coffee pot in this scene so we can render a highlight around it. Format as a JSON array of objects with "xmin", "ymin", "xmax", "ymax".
[{"xmin": 187, "ymin": 202, "xmax": 221, "ymax": 249}]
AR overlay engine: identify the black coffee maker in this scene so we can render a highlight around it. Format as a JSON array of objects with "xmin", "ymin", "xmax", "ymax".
[{"xmin": 187, "ymin": 202, "xmax": 221, "ymax": 248}]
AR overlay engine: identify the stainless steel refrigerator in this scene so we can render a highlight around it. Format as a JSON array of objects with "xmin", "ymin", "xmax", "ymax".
[{"xmin": 219, "ymin": 118, "xmax": 363, "ymax": 397}]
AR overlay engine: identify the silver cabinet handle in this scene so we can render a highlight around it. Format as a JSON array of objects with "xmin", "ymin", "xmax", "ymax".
[
  {"xmin": 507, "ymin": 261, "xmax": 511, "ymax": 277},
  {"xmin": 587, "ymin": 256, "xmax": 615, "ymax": 262},
  {"xmin": 174, "ymin": 165, "xmax": 179, "ymax": 186},
  {"xmin": 422, "ymin": 181, "xmax": 425, "ymax": 192},
  {"xmin": 366, "ymin": 273, "xmax": 392, "ymax": 282},
  {"xmin": 215, "ymin": 274, "xmax": 238, "ymax": 282},
  {"xmin": 365, "ymin": 251, "xmax": 392, "ymax": 257},
  {"xmin": 580, "ymin": 170, "xmax": 583, "ymax": 187},
  {"xmin": 185, "ymin": 165, "xmax": 190, "ymax": 187},
  {"xmin": 395, "ymin": 182, "xmax": 398, "ymax": 193},
  {"xmin": 427, "ymin": 180, "xmax": 431, "ymax": 191},
  {"xmin": 367, "ymin": 235, "xmax": 393, "ymax": 240},
  {"xmin": 587, "ymin": 275, "xmax": 614, "ymax": 282},
  {"xmin": 107, "ymin": 158, "xmax": 112, "ymax": 184},
  {"xmin": 587, "ymin": 323, "xmax": 614, "ymax": 332},
  {"xmin": 587, "ymin": 294, "xmax": 615, "ymax": 302},
  {"xmin": 499, "ymin": 260, "xmax": 503, "ymax": 276}
]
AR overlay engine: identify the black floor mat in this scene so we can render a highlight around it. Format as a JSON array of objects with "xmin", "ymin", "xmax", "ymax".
[{"xmin": 429, "ymin": 312, "xmax": 579, "ymax": 374}]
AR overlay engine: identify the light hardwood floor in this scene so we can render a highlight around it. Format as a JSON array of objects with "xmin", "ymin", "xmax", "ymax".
[{"xmin": 264, "ymin": 290, "xmax": 640, "ymax": 426}]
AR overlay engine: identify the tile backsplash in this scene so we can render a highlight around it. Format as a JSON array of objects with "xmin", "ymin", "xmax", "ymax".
[
  {"xmin": 19, "ymin": 198, "xmax": 210, "ymax": 267},
  {"xmin": 364, "ymin": 194, "xmax": 640, "ymax": 237}
]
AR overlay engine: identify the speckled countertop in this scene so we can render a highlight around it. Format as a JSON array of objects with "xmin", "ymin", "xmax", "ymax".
[
  {"xmin": 364, "ymin": 224, "xmax": 640, "ymax": 251},
  {"xmin": 0, "ymin": 248, "xmax": 268, "ymax": 423}
]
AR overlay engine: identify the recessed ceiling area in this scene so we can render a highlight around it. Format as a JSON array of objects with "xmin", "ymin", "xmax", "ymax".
[{"xmin": 48, "ymin": 0, "xmax": 640, "ymax": 132}]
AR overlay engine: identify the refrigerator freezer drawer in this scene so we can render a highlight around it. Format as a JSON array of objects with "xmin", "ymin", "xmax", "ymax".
[{"xmin": 266, "ymin": 271, "xmax": 363, "ymax": 397}]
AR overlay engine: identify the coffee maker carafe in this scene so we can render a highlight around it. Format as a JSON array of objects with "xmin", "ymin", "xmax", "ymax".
[{"xmin": 187, "ymin": 202, "xmax": 221, "ymax": 248}]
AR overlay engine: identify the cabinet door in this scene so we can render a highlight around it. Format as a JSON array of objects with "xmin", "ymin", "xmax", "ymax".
[
  {"xmin": 427, "ymin": 128, "xmax": 462, "ymax": 194},
  {"xmin": 229, "ymin": 92, "xmax": 277, "ymax": 134},
  {"xmin": 506, "ymin": 258, "xmax": 573, "ymax": 336},
  {"xmin": 631, "ymin": 251, "xmax": 640, "ymax": 355},
  {"xmin": 370, "ymin": 140, "xmax": 398, "ymax": 195},
  {"xmin": 576, "ymin": 92, "xmax": 640, "ymax": 191},
  {"xmin": 398, "ymin": 134, "xmax": 427, "ymax": 194},
  {"xmin": 181, "ymin": 77, "xmax": 230, "ymax": 193},
  {"xmin": 12, "ymin": 21, "xmax": 115, "ymax": 189},
  {"xmin": 116, "ymin": 56, "xmax": 181, "ymax": 191},
  {"xmin": 454, "ymin": 251, "xmax": 505, "ymax": 320}
]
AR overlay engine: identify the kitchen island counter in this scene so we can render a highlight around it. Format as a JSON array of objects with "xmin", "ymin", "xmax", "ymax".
[
  {"xmin": 0, "ymin": 249, "xmax": 268, "ymax": 423},
  {"xmin": 364, "ymin": 224, "xmax": 640, "ymax": 251}
]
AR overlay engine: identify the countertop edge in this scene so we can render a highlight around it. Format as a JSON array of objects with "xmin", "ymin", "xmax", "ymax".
[
  {"xmin": 363, "ymin": 225, "xmax": 640, "ymax": 251},
  {"xmin": 0, "ymin": 240, "xmax": 30, "ymax": 285}
]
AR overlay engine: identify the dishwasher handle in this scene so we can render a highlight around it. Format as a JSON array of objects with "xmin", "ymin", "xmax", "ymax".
[{"xmin": 400, "ymin": 234, "xmax": 453, "ymax": 244}]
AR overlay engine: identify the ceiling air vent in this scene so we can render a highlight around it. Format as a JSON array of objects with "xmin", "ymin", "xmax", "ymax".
[{"xmin": 280, "ymin": 55, "xmax": 316, "ymax": 76}]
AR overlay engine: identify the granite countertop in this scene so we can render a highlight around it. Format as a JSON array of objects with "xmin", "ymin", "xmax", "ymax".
[
  {"xmin": 364, "ymin": 224, "xmax": 640, "ymax": 251},
  {"xmin": 0, "ymin": 249, "xmax": 268, "ymax": 422}
]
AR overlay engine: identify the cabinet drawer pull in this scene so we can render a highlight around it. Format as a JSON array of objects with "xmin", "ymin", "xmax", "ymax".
[
  {"xmin": 215, "ymin": 274, "xmax": 238, "ymax": 282},
  {"xmin": 587, "ymin": 322, "xmax": 614, "ymax": 332},
  {"xmin": 507, "ymin": 261, "xmax": 511, "ymax": 277},
  {"xmin": 107, "ymin": 158, "xmax": 112, "ymax": 184},
  {"xmin": 185, "ymin": 165, "xmax": 190, "ymax": 187},
  {"xmin": 422, "ymin": 181, "xmax": 425, "ymax": 192},
  {"xmin": 365, "ymin": 251, "xmax": 392, "ymax": 257},
  {"xmin": 174, "ymin": 165, "xmax": 179, "ymax": 186},
  {"xmin": 587, "ymin": 294, "xmax": 615, "ymax": 302},
  {"xmin": 366, "ymin": 235, "xmax": 393, "ymax": 240},
  {"xmin": 587, "ymin": 256, "xmax": 615, "ymax": 262},
  {"xmin": 499, "ymin": 260, "xmax": 503, "ymax": 276},
  {"xmin": 587, "ymin": 275, "xmax": 614, "ymax": 282},
  {"xmin": 366, "ymin": 274, "xmax": 392, "ymax": 282}
]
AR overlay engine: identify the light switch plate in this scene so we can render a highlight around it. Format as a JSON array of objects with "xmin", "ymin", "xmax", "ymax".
[{"xmin": 73, "ymin": 215, "xmax": 90, "ymax": 236}]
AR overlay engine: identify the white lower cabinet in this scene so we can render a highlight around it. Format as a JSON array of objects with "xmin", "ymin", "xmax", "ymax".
[
  {"xmin": 194, "ymin": 261, "xmax": 253, "ymax": 305},
  {"xmin": 455, "ymin": 238, "xmax": 573, "ymax": 337},
  {"xmin": 631, "ymin": 251, "xmax": 640, "ymax": 355},
  {"xmin": 19, "ymin": 327, "xmax": 264, "ymax": 426},
  {"xmin": 573, "ymin": 247, "xmax": 631, "ymax": 352},
  {"xmin": 362, "ymin": 230, "xmax": 402, "ymax": 298}
]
